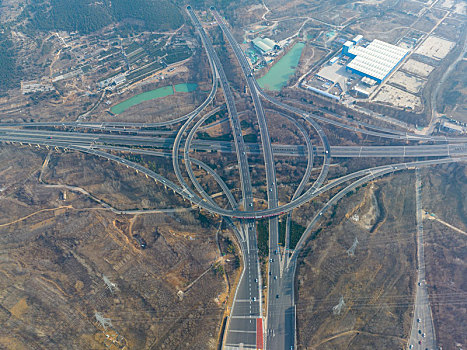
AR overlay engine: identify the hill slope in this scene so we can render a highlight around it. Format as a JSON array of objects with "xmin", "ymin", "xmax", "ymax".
[{"xmin": 26, "ymin": 0, "xmax": 184, "ymax": 34}]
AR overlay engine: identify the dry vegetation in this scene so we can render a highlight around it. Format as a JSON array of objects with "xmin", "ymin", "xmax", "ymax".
[
  {"xmin": 0, "ymin": 145, "xmax": 241, "ymax": 349},
  {"xmin": 293, "ymin": 164, "xmax": 467, "ymax": 349},
  {"xmin": 419, "ymin": 163, "xmax": 467, "ymax": 349},
  {"xmin": 295, "ymin": 172, "xmax": 417, "ymax": 349}
]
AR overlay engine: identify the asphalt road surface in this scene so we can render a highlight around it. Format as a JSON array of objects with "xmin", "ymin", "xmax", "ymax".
[
  {"xmin": 188, "ymin": 8, "xmax": 263, "ymax": 349},
  {"xmin": 4, "ymin": 7, "xmax": 467, "ymax": 348},
  {"xmin": 408, "ymin": 170, "xmax": 436, "ymax": 350}
]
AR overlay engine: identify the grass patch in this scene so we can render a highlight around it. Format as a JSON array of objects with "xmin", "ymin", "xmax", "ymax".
[
  {"xmin": 243, "ymin": 134, "xmax": 258, "ymax": 143},
  {"xmin": 279, "ymin": 219, "xmax": 286, "ymax": 245},
  {"xmin": 278, "ymin": 218, "xmax": 306, "ymax": 249},
  {"xmin": 257, "ymin": 219, "xmax": 269, "ymax": 258}
]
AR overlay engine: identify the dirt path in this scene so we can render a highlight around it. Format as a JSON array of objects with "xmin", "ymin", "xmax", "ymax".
[
  {"xmin": 312, "ymin": 329, "xmax": 406, "ymax": 348},
  {"xmin": 423, "ymin": 211, "xmax": 467, "ymax": 237},
  {"xmin": 0, "ymin": 205, "xmax": 72, "ymax": 227}
]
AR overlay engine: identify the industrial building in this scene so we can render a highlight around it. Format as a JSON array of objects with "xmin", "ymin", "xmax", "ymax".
[
  {"xmin": 328, "ymin": 57, "xmax": 339, "ymax": 65},
  {"xmin": 252, "ymin": 37, "xmax": 278, "ymax": 54},
  {"xmin": 344, "ymin": 39, "xmax": 410, "ymax": 83},
  {"xmin": 352, "ymin": 35, "xmax": 363, "ymax": 45},
  {"xmin": 342, "ymin": 41, "xmax": 354, "ymax": 56},
  {"xmin": 441, "ymin": 120, "xmax": 464, "ymax": 133}
]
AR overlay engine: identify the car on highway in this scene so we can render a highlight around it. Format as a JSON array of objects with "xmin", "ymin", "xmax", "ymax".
[
  {"xmin": 255, "ymin": 278, "xmax": 258, "ymax": 283},
  {"xmin": 269, "ymin": 258, "xmax": 273, "ymax": 262},
  {"xmin": 274, "ymin": 276, "xmax": 277, "ymax": 280},
  {"xmin": 276, "ymin": 294, "xmax": 279, "ymax": 299},
  {"xmin": 417, "ymin": 318, "xmax": 421, "ymax": 323}
]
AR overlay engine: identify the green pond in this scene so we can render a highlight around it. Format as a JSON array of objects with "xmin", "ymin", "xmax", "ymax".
[
  {"xmin": 110, "ymin": 83, "xmax": 198, "ymax": 114},
  {"xmin": 257, "ymin": 42, "xmax": 305, "ymax": 91}
]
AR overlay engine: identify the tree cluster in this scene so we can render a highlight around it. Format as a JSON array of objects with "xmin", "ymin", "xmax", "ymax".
[{"xmin": 25, "ymin": 0, "xmax": 184, "ymax": 35}]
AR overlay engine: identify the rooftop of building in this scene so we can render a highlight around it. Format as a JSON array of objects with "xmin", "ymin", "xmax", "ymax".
[
  {"xmin": 252, "ymin": 37, "xmax": 277, "ymax": 53},
  {"xmin": 346, "ymin": 39, "xmax": 409, "ymax": 81}
]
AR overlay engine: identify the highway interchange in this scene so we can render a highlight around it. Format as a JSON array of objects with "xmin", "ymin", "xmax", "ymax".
[{"xmin": 1, "ymin": 6, "xmax": 464, "ymax": 350}]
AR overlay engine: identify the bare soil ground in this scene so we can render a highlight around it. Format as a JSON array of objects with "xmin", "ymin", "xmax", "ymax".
[
  {"xmin": 419, "ymin": 163, "xmax": 467, "ymax": 349},
  {"xmin": 295, "ymin": 172, "xmax": 417, "ymax": 349},
  {"xmin": 294, "ymin": 164, "xmax": 467, "ymax": 349},
  {"xmin": 0, "ymin": 145, "xmax": 240, "ymax": 349},
  {"xmin": 297, "ymin": 45, "xmax": 328, "ymax": 76},
  {"xmin": 42, "ymin": 151, "xmax": 187, "ymax": 211},
  {"xmin": 348, "ymin": 11, "xmax": 415, "ymax": 43}
]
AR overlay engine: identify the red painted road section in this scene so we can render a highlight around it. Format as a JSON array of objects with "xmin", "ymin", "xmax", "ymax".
[{"xmin": 256, "ymin": 318, "xmax": 264, "ymax": 349}]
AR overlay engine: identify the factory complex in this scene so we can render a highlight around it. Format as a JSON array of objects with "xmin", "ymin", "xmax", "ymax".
[{"xmin": 304, "ymin": 33, "xmax": 416, "ymax": 103}]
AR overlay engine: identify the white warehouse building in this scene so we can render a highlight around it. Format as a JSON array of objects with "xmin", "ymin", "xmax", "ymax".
[
  {"xmin": 252, "ymin": 37, "xmax": 278, "ymax": 54},
  {"xmin": 345, "ymin": 39, "xmax": 410, "ymax": 83}
]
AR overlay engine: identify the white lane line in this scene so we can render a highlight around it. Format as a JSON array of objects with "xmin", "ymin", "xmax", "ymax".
[
  {"xmin": 224, "ymin": 343, "xmax": 257, "ymax": 349},
  {"xmin": 227, "ymin": 330, "xmax": 257, "ymax": 333}
]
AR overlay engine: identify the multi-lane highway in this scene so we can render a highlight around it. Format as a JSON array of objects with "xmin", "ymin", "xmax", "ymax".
[
  {"xmin": 187, "ymin": 8, "xmax": 263, "ymax": 350},
  {"xmin": 5, "ymin": 127, "xmax": 467, "ymax": 158},
  {"xmin": 408, "ymin": 169, "xmax": 436, "ymax": 350},
  {"xmin": 211, "ymin": 9, "xmax": 282, "ymax": 349},
  {"xmin": 188, "ymin": 7, "xmax": 254, "ymax": 209},
  {"xmin": 3, "ymin": 6, "xmax": 467, "ymax": 350}
]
